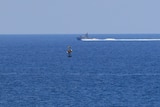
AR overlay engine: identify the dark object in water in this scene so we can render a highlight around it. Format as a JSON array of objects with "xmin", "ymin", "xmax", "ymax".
[
  {"xmin": 67, "ymin": 46, "xmax": 72, "ymax": 57},
  {"xmin": 68, "ymin": 54, "xmax": 72, "ymax": 57}
]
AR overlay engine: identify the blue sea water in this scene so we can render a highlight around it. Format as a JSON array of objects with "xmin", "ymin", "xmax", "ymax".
[{"xmin": 0, "ymin": 34, "xmax": 160, "ymax": 107}]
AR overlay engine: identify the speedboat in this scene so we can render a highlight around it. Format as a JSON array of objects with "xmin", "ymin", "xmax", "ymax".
[{"xmin": 77, "ymin": 33, "xmax": 89, "ymax": 40}]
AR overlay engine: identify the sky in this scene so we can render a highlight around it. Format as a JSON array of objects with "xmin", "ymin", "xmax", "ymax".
[{"xmin": 0, "ymin": 0, "xmax": 160, "ymax": 34}]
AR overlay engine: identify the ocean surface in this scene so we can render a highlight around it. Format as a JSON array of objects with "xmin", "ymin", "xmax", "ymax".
[{"xmin": 0, "ymin": 34, "xmax": 160, "ymax": 107}]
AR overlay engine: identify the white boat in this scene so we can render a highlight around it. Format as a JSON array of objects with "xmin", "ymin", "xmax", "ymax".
[{"xmin": 77, "ymin": 34, "xmax": 160, "ymax": 42}]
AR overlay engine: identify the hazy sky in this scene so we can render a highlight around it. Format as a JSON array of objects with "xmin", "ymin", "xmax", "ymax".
[{"xmin": 0, "ymin": 0, "xmax": 160, "ymax": 34}]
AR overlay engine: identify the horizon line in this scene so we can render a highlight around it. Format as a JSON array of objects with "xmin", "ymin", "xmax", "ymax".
[{"xmin": 0, "ymin": 33, "xmax": 160, "ymax": 35}]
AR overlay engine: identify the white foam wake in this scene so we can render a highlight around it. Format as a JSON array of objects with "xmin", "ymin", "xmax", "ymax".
[{"xmin": 81, "ymin": 38, "xmax": 160, "ymax": 42}]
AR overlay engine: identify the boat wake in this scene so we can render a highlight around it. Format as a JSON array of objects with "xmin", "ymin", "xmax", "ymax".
[{"xmin": 81, "ymin": 38, "xmax": 160, "ymax": 42}]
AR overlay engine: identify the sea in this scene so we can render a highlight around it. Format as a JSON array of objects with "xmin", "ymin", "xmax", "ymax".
[{"xmin": 0, "ymin": 34, "xmax": 160, "ymax": 107}]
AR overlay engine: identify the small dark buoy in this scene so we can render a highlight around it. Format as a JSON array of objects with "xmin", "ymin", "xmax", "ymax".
[{"xmin": 67, "ymin": 46, "xmax": 72, "ymax": 57}]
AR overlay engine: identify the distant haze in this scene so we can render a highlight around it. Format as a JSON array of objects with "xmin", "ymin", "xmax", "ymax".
[{"xmin": 0, "ymin": 0, "xmax": 160, "ymax": 34}]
